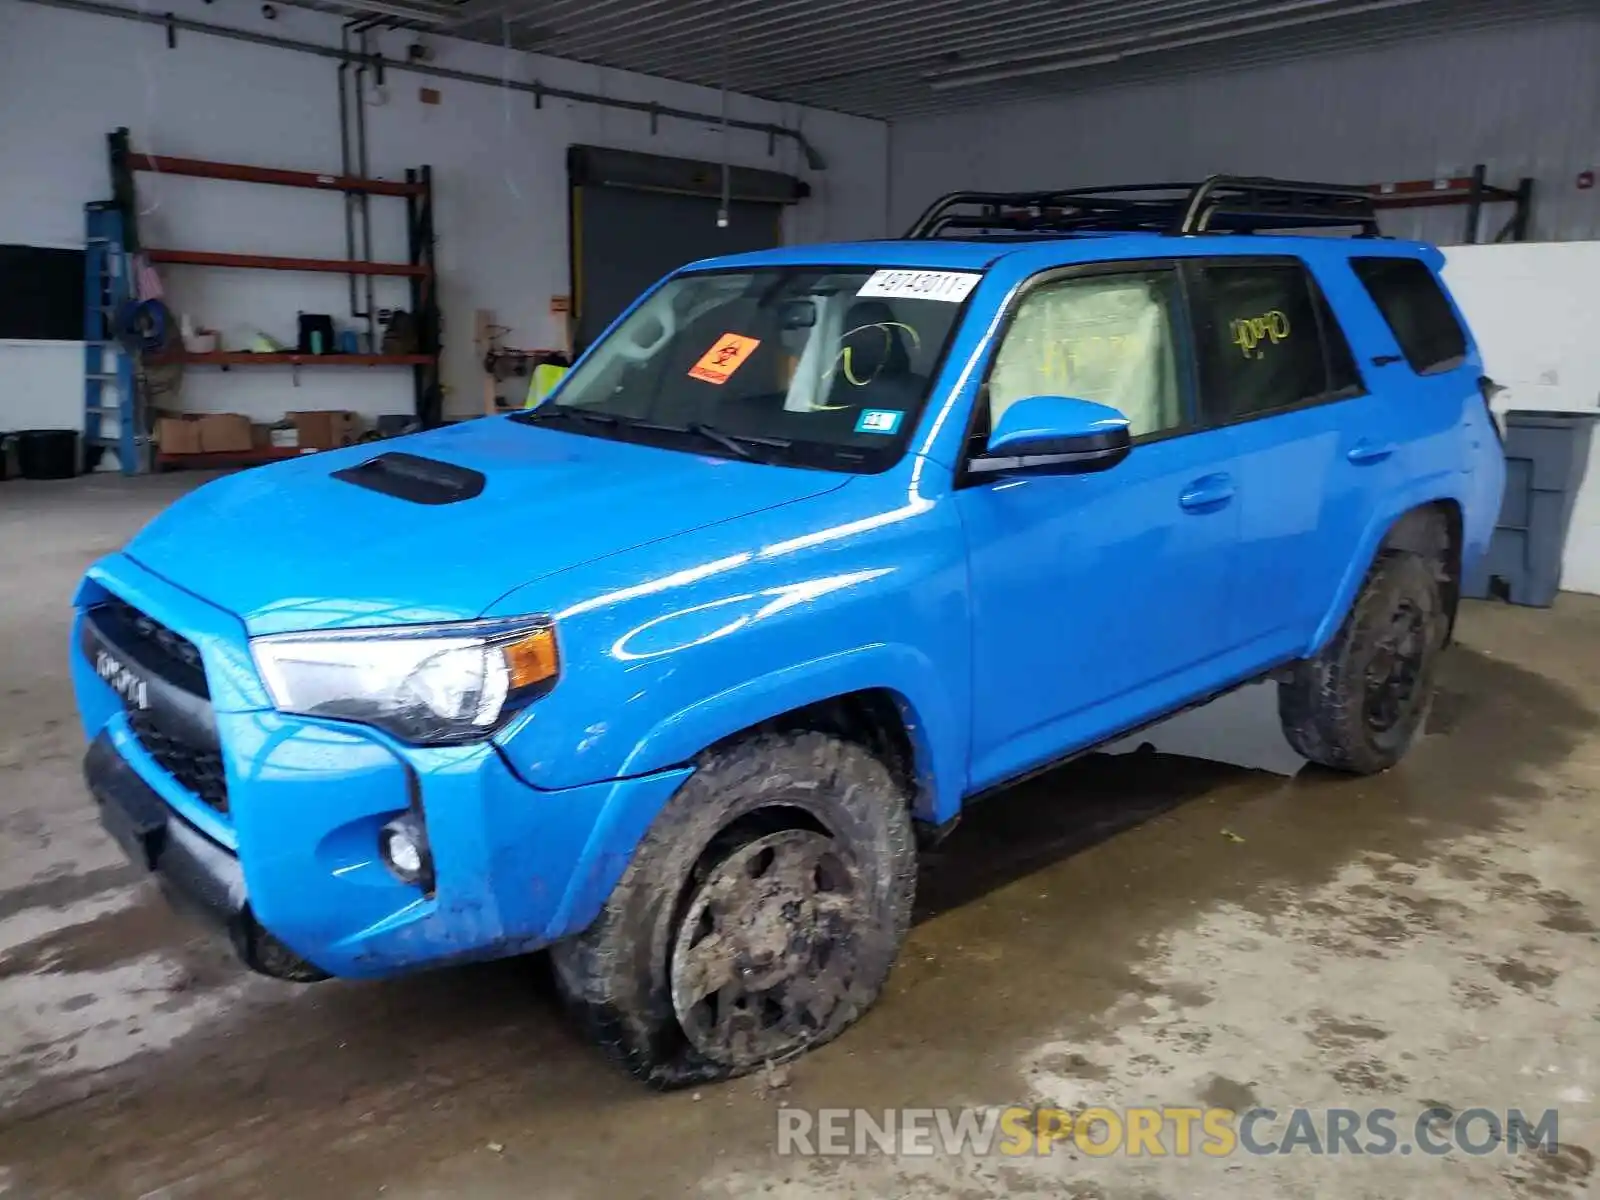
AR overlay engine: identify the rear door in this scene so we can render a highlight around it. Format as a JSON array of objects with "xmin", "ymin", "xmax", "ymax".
[{"xmin": 1185, "ymin": 256, "xmax": 1382, "ymax": 661}]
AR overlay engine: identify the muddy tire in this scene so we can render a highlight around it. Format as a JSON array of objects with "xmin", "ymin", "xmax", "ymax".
[
  {"xmin": 550, "ymin": 732, "xmax": 916, "ymax": 1088},
  {"xmin": 1278, "ymin": 550, "xmax": 1446, "ymax": 775}
]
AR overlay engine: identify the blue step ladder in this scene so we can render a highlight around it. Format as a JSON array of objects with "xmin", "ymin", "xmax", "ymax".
[{"xmin": 83, "ymin": 203, "xmax": 142, "ymax": 475}]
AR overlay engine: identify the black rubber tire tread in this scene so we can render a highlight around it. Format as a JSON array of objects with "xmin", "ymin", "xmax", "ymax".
[
  {"xmin": 1278, "ymin": 550, "xmax": 1445, "ymax": 775},
  {"xmin": 549, "ymin": 731, "xmax": 916, "ymax": 1089}
]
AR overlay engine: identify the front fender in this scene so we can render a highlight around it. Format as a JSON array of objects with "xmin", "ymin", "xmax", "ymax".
[
  {"xmin": 617, "ymin": 641, "xmax": 964, "ymax": 822},
  {"xmin": 488, "ymin": 470, "xmax": 973, "ymax": 819},
  {"xmin": 537, "ymin": 642, "xmax": 961, "ymax": 943}
]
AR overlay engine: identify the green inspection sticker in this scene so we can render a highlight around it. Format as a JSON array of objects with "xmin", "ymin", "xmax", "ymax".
[{"xmin": 855, "ymin": 409, "xmax": 903, "ymax": 435}]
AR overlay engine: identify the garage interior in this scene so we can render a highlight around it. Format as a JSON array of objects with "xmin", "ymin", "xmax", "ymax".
[{"xmin": 2, "ymin": 0, "xmax": 1600, "ymax": 1196}]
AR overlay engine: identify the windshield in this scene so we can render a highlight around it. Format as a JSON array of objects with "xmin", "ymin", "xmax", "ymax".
[{"xmin": 516, "ymin": 266, "xmax": 978, "ymax": 472}]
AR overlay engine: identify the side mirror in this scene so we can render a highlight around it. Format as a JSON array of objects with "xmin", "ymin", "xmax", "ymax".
[{"xmin": 971, "ymin": 395, "xmax": 1132, "ymax": 477}]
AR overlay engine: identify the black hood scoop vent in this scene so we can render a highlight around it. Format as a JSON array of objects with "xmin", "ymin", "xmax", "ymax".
[{"xmin": 331, "ymin": 452, "xmax": 485, "ymax": 505}]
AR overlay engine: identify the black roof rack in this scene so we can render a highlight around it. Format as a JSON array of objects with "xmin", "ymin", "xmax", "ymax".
[{"xmin": 905, "ymin": 176, "xmax": 1380, "ymax": 240}]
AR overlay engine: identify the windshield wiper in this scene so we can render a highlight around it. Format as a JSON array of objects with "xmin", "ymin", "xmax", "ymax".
[
  {"xmin": 520, "ymin": 405, "xmax": 618, "ymax": 427},
  {"xmin": 681, "ymin": 421, "xmax": 751, "ymax": 458},
  {"xmin": 521, "ymin": 408, "xmax": 792, "ymax": 461},
  {"xmin": 608, "ymin": 417, "xmax": 790, "ymax": 460},
  {"xmin": 684, "ymin": 422, "xmax": 793, "ymax": 458}
]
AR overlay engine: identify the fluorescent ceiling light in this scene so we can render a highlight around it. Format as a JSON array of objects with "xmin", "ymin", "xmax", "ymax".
[
  {"xmin": 344, "ymin": 0, "xmax": 460, "ymax": 23},
  {"xmin": 925, "ymin": 0, "xmax": 1432, "ymax": 90},
  {"xmin": 929, "ymin": 51, "xmax": 1123, "ymax": 89}
]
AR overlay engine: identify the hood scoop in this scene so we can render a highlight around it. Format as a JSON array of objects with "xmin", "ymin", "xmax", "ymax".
[{"xmin": 331, "ymin": 452, "xmax": 485, "ymax": 505}]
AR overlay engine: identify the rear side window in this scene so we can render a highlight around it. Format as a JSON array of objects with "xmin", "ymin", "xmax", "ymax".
[
  {"xmin": 1350, "ymin": 256, "xmax": 1468, "ymax": 374},
  {"xmin": 1192, "ymin": 263, "xmax": 1329, "ymax": 422}
]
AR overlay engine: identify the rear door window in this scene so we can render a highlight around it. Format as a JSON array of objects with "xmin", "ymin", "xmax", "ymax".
[
  {"xmin": 1314, "ymin": 281, "xmax": 1364, "ymax": 398},
  {"xmin": 1350, "ymin": 256, "xmax": 1468, "ymax": 374},
  {"xmin": 1190, "ymin": 261, "xmax": 1333, "ymax": 423}
]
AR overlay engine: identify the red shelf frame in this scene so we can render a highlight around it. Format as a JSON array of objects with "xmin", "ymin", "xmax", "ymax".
[
  {"xmin": 1367, "ymin": 175, "xmax": 1488, "ymax": 210},
  {"xmin": 149, "ymin": 351, "xmax": 435, "ymax": 367},
  {"xmin": 1363, "ymin": 166, "xmax": 1533, "ymax": 242},
  {"xmin": 110, "ymin": 128, "xmax": 444, "ymax": 434},
  {"xmin": 144, "ymin": 248, "xmax": 428, "ymax": 277},
  {"xmin": 126, "ymin": 152, "xmax": 423, "ymax": 197},
  {"xmin": 156, "ymin": 446, "xmax": 327, "ymax": 470}
]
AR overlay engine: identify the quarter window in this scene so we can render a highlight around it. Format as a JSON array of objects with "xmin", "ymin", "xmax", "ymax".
[
  {"xmin": 986, "ymin": 269, "xmax": 1185, "ymax": 439},
  {"xmin": 1350, "ymin": 256, "xmax": 1468, "ymax": 374}
]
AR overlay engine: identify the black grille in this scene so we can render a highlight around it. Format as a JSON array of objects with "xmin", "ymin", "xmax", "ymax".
[
  {"xmin": 94, "ymin": 595, "xmax": 209, "ymax": 697},
  {"xmin": 127, "ymin": 708, "xmax": 229, "ymax": 814}
]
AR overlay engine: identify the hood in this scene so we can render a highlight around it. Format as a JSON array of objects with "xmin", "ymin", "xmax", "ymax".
[{"xmin": 125, "ymin": 419, "xmax": 849, "ymax": 635}]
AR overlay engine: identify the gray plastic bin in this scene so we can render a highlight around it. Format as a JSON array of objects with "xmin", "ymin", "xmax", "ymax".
[{"xmin": 1465, "ymin": 409, "xmax": 1597, "ymax": 607}]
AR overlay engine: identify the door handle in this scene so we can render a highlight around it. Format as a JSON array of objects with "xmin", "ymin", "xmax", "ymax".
[
  {"xmin": 1371, "ymin": 354, "xmax": 1405, "ymax": 367},
  {"xmin": 1347, "ymin": 440, "xmax": 1395, "ymax": 465},
  {"xmin": 1179, "ymin": 474, "xmax": 1235, "ymax": 512}
]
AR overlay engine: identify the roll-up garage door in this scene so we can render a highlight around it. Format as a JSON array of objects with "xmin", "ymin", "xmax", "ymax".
[{"xmin": 568, "ymin": 146, "xmax": 809, "ymax": 355}]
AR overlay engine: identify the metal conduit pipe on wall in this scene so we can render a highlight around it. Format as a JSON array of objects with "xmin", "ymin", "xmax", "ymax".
[{"xmin": 17, "ymin": 0, "xmax": 829, "ymax": 170}]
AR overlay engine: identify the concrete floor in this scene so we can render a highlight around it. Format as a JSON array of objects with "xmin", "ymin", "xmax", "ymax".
[{"xmin": 0, "ymin": 473, "xmax": 1597, "ymax": 1200}]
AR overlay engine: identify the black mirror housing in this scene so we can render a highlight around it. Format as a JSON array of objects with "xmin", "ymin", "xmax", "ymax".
[{"xmin": 971, "ymin": 394, "xmax": 1133, "ymax": 477}]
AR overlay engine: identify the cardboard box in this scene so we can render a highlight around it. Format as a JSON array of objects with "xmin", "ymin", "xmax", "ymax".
[
  {"xmin": 155, "ymin": 415, "xmax": 202, "ymax": 455},
  {"xmin": 288, "ymin": 410, "xmax": 358, "ymax": 451},
  {"xmin": 269, "ymin": 425, "xmax": 299, "ymax": 449},
  {"xmin": 197, "ymin": 413, "xmax": 254, "ymax": 454}
]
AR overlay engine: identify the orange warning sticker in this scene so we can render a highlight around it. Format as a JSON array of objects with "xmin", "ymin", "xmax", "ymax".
[{"xmin": 688, "ymin": 333, "xmax": 761, "ymax": 385}]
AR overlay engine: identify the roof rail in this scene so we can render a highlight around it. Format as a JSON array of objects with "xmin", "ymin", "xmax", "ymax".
[
  {"xmin": 904, "ymin": 183, "xmax": 1191, "ymax": 239},
  {"xmin": 1178, "ymin": 176, "xmax": 1378, "ymax": 236},
  {"xmin": 904, "ymin": 176, "xmax": 1380, "ymax": 240}
]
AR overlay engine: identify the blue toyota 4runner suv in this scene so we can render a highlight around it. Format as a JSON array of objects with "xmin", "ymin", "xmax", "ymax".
[{"xmin": 74, "ymin": 178, "xmax": 1504, "ymax": 1086}]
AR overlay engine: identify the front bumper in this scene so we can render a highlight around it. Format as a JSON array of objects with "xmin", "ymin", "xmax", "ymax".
[
  {"xmin": 84, "ymin": 730, "xmax": 326, "ymax": 980},
  {"xmin": 73, "ymin": 552, "xmax": 691, "ymax": 981}
]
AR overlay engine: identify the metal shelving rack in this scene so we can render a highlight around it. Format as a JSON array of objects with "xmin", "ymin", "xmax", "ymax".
[{"xmin": 104, "ymin": 128, "xmax": 443, "ymax": 467}]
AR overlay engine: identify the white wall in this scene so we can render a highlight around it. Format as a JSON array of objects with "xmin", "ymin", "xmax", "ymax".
[
  {"xmin": 889, "ymin": 14, "xmax": 1600, "ymax": 244},
  {"xmin": 0, "ymin": 0, "xmax": 888, "ymax": 434},
  {"xmin": 1444, "ymin": 243, "xmax": 1600, "ymax": 596}
]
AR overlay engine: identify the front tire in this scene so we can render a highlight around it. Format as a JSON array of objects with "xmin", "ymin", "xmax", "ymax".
[
  {"xmin": 1278, "ymin": 550, "xmax": 1445, "ymax": 774},
  {"xmin": 550, "ymin": 732, "xmax": 916, "ymax": 1088}
]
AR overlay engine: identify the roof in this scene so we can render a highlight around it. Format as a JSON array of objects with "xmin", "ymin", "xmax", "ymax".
[
  {"xmin": 689, "ymin": 241, "xmax": 1008, "ymax": 273},
  {"xmin": 685, "ymin": 233, "xmax": 1444, "ymax": 277}
]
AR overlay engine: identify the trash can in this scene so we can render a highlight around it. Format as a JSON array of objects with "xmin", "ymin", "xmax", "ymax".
[
  {"xmin": 1465, "ymin": 409, "xmax": 1598, "ymax": 607},
  {"xmin": 14, "ymin": 429, "xmax": 82, "ymax": 480}
]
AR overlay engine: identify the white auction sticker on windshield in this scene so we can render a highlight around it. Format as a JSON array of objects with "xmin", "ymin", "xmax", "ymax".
[{"xmin": 856, "ymin": 270, "xmax": 981, "ymax": 303}]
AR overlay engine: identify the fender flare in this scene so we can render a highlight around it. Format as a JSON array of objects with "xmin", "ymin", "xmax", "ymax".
[
  {"xmin": 618, "ymin": 641, "xmax": 966, "ymax": 824},
  {"xmin": 1308, "ymin": 474, "xmax": 1466, "ymax": 653},
  {"xmin": 541, "ymin": 645, "xmax": 964, "ymax": 941}
]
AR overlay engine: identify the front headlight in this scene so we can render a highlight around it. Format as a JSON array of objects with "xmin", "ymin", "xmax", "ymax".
[{"xmin": 251, "ymin": 618, "xmax": 559, "ymax": 745}]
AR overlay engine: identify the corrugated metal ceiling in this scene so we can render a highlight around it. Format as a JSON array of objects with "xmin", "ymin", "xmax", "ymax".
[{"xmin": 292, "ymin": 0, "xmax": 1593, "ymax": 119}]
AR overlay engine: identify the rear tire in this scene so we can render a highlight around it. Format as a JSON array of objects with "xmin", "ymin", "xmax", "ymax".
[
  {"xmin": 1278, "ymin": 551, "xmax": 1445, "ymax": 775},
  {"xmin": 550, "ymin": 732, "xmax": 916, "ymax": 1088}
]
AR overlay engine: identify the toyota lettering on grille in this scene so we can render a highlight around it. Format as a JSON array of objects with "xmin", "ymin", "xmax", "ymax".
[{"xmin": 96, "ymin": 649, "xmax": 150, "ymax": 711}]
